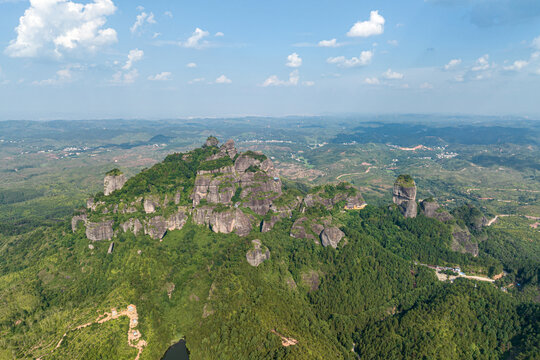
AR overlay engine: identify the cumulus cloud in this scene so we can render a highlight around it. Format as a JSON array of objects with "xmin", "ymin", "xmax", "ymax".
[
  {"xmin": 122, "ymin": 49, "xmax": 144, "ymax": 70},
  {"xmin": 364, "ymin": 77, "xmax": 380, "ymax": 85},
  {"xmin": 382, "ymin": 68, "xmax": 404, "ymax": 80},
  {"xmin": 148, "ymin": 72, "xmax": 172, "ymax": 81},
  {"xmin": 262, "ymin": 70, "xmax": 300, "ymax": 87},
  {"xmin": 318, "ymin": 39, "xmax": 340, "ymax": 47},
  {"xmin": 130, "ymin": 11, "xmax": 156, "ymax": 34},
  {"xmin": 181, "ymin": 28, "xmax": 210, "ymax": 48},
  {"xmin": 347, "ymin": 10, "xmax": 385, "ymax": 37},
  {"xmin": 503, "ymin": 60, "xmax": 528, "ymax": 71},
  {"xmin": 444, "ymin": 58, "xmax": 462, "ymax": 70},
  {"xmin": 6, "ymin": 0, "xmax": 117, "ymax": 58},
  {"xmin": 186, "ymin": 62, "xmax": 197, "ymax": 68},
  {"xmin": 286, "ymin": 53, "xmax": 302, "ymax": 67},
  {"xmin": 215, "ymin": 32, "xmax": 225, "ymax": 37},
  {"xmin": 472, "ymin": 54, "xmax": 491, "ymax": 71},
  {"xmin": 215, "ymin": 75, "xmax": 232, "ymax": 84},
  {"xmin": 327, "ymin": 51, "xmax": 373, "ymax": 68}
]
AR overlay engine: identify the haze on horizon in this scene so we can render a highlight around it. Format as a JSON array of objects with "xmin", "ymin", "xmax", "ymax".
[{"xmin": 0, "ymin": 0, "xmax": 539, "ymax": 120}]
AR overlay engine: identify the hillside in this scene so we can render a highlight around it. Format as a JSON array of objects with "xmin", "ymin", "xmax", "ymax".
[{"xmin": 0, "ymin": 137, "xmax": 538, "ymax": 360}]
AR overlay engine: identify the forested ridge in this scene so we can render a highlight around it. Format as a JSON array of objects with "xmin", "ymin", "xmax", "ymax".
[{"xmin": 0, "ymin": 145, "xmax": 538, "ymax": 360}]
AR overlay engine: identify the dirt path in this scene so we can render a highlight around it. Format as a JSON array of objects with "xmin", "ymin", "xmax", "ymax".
[
  {"xmin": 40, "ymin": 304, "xmax": 147, "ymax": 360},
  {"xmin": 418, "ymin": 262, "xmax": 496, "ymax": 283},
  {"xmin": 271, "ymin": 330, "xmax": 298, "ymax": 347}
]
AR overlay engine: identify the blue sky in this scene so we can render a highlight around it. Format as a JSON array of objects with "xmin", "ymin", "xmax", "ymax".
[{"xmin": 0, "ymin": 0, "xmax": 539, "ymax": 119}]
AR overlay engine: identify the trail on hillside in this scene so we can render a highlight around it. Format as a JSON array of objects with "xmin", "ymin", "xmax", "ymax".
[{"xmin": 38, "ymin": 304, "xmax": 147, "ymax": 360}]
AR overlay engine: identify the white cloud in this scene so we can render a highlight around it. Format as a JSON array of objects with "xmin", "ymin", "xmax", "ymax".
[
  {"xmin": 130, "ymin": 11, "xmax": 156, "ymax": 34},
  {"xmin": 302, "ymin": 80, "xmax": 315, "ymax": 86},
  {"xmin": 262, "ymin": 70, "xmax": 300, "ymax": 87},
  {"xmin": 181, "ymin": 28, "xmax": 210, "ymax": 48},
  {"xmin": 327, "ymin": 51, "xmax": 373, "ymax": 68},
  {"xmin": 382, "ymin": 68, "xmax": 404, "ymax": 80},
  {"xmin": 364, "ymin": 77, "xmax": 380, "ymax": 85},
  {"xmin": 387, "ymin": 40, "xmax": 398, "ymax": 46},
  {"xmin": 533, "ymin": 36, "xmax": 540, "ymax": 50},
  {"xmin": 444, "ymin": 58, "xmax": 462, "ymax": 70},
  {"xmin": 34, "ymin": 64, "xmax": 80, "ymax": 86},
  {"xmin": 318, "ymin": 39, "xmax": 340, "ymax": 47},
  {"xmin": 215, "ymin": 75, "xmax": 232, "ymax": 84},
  {"xmin": 148, "ymin": 72, "xmax": 172, "ymax": 81},
  {"xmin": 215, "ymin": 32, "xmax": 225, "ymax": 37},
  {"xmin": 186, "ymin": 62, "xmax": 197, "ymax": 68},
  {"xmin": 188, "ymin": 77, "xmax": 205, "ymax": 84},
  {"xmin": 347, "ymin": 10, "xmax": 385, "ymax": 38},
  {"xmin": 122, "ymin": 49, "xmax": 144, "ymax": 70},
  {"xmin": 152, "ymin": 32, "xmax": 161, "ymax": 39},
  {"xmin": 164, "ymin": 11, "xmax": 173, "ymax": 18},
  {"xmin": 420, "ymin": 82, "xmax": 433, "ymax": 89},
  {"xmin": 286, "ymin": 53, "xmax": 302, "ymax": 68},
  {"xmin": 6, "ymin": 0, "xmax": 117, "ymax": 58},
  {"xmin": 503, "ymin": 60, "xmax": 528, "ymax": 71},
  {"xmin": 472, "ymin": 54, "xmax": 490, "ymax": 71}
]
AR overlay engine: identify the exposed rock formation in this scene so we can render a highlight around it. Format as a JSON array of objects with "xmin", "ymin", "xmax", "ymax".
[
  {"xmin": 144, "ymin": 216, "xmax": 169, "ymax": 240},
  {"xmin": 86, "ymin": 220, "xmax": 114, "ymax": 241},
  {"xmin": 451, "ymin": 227, "xmax": 479, "ymax": 257},
  {"xmin": 193, "ymin": 206, "xmax": 252, "ymax": 236},
  {"xmin": 120, "ymin": 218, "xmax": 143, "ymax": 235},
  {"xmin": 107, "ymin": 242, "xmax": 114, "ymax": 254},
  {"xmin": 303, "ymin": 185, "xmax": 365, "ymax": 211},
  {"xmin": 420, "ymin": 199, "xmax": 453, "ymax": 222},
  {"xmin": 204, "ymin": 136, "xmax": 219, "ymax": 147},
  {"xmin": 143, "ymin": 195, "xmax": 160, "ymax": 214},
  {"xmin": 104, "ymin": 173, "xmax": 127, "ymax": 196},
  {"xmin": 71, "ymin": 214, "xmax": 87, "ymax": 232},
  {"xmin": 320, "ymin": 227, "xmax": 345, "ymax": 248},
  {"xmin": 261, "ymin": 216, "xmax": 280, "ymax": 233},
  {"xmin": 393, "ymin": 175, "xmax": 417, "ymax": 218},
  {"xmin": 290, "ymin": 217, "xmax": 315, "ymax": 241},
  {"xmin": 246, "ymin": 239, "xmax": 270, "ymax": 267}
]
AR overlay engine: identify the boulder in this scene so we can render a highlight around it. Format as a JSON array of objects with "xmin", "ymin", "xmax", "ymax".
[
  {"xmin": 320, "ymin": 227, "xmax": 345, "ymax": 248},
  {"xmin": 393, "ymin": 175, "xmax": 417, "ymax": 218},
  {"xmin": 104, "ymin": 174, "xmax": 127, "ymax": 196},
  {"xmin": 86, "ymin": 220, "xmax": 114, "ymax": 241},
  {"xmin": 246, "ymin": 239, "xmax": 270, "ymax": 267}
]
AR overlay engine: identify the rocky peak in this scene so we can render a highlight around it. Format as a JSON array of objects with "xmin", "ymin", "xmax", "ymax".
[
  {"xmin": 204, "ymin": 136, "xmax": 219, "ymax": 147},
  {"xmin": 104, "ymin": 169, "xmax": 127, "ymax": 196},
  {"xmin": 393, "ymin": 175, "xmax": 417, "ymax": 218}
]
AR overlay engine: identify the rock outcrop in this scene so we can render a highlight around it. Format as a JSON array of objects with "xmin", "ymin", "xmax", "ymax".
[
  {"xmin": 451, "ymin": 227, "xmax": 479, "ymax": 257},
  {"xmin": 320, "ymin": 227, "xmax": 345, "ymax": 248},
  {"xmin": 261, "ymin": 216, "xmax": 280, "ymax": 233},
  {"xmin": 71, "ymin": 214, "xmax": 87, "ymax": 232},
  {"xmin": 104, "ymin": 173, "xmax": 127, "ymax": 196},
  {"xmin": 246, "ymin": 239, "xmax": 270, "ymax": 267},
  {"xmin": 420, "ymin": 199, "xmax": 453, "ymax": 222},
  {"xmin": 393, "ymin": 175, "xmax": 417, "ymax": 218},
  {"xmin": 86, "ymin": 220, "xmax": 114, "ymax": 241},
  {"xmin": 193, "ymin": 206, "xmax": 252, "ymax": 236},
  {"xmin": 121, "ymin": 218, "xmax": 143, "ymax": 235},
  {"xmin": 204, "ymin": 136, "xmax": 219, "ymax": 147},
  {"xmin": 143, "ymin": 195, "xmax": 160, "ymax": 214}
]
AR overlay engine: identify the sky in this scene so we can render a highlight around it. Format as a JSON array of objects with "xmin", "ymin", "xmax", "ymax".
[{"xmin": 0, "ymin": 0, "xmax": 539, "ymax": 120}]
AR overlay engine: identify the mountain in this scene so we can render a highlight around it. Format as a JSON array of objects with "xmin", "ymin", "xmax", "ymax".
[{"xmin": 0, "ymin": 137, "xmax": 538, "ymax": 360}]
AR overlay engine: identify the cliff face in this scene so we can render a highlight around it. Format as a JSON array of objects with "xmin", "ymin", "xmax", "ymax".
[
  {"xmin": 193, "ymin": 206, "xmax": 252, "ymax": 237},
  {"xmin": 420, "ymin": 199, "xmax": 453, "ymax": 222},
  {"xmin": 104, "ymin": 174, "xmax": 127, "ymax": 196},
  {"xmin": 393, "ymin": 175, "xmax": 417, "ymax": 218},
  {"xmin": 86, "ymin": 220, "xmax": 114, "ymax": 241}
]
